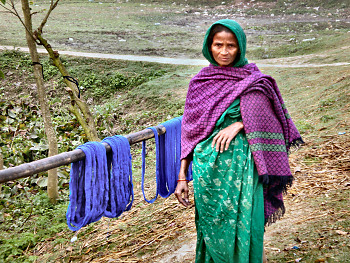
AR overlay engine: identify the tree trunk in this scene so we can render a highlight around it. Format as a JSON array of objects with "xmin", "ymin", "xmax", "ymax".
[
  {"xmin": 21, "ymin": 0, "xmax": 59, "ymax": 203},
  {"xmin": 35, "ymin": 33, "xmax": 100, "ymax": 142}
]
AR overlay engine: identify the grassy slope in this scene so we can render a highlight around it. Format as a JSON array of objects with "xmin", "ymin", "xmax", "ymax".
[
  {"xmin": 261, "ymin": 66, "xmax": 350, "ymax": 262},
  {"xmin": 0, "ymin": 0, "xmax": 349, "ymax": 60}
]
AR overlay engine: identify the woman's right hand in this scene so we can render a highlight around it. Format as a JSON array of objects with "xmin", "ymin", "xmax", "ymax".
[
  {"xmin": 174, "ymin": 180, "xmax": 190, "ymax": 207},
  {"xmin": 174, "ymin": 157, "xmax": 192, "ymax": 207}
]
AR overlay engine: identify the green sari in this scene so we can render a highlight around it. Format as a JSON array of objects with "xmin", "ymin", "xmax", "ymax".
[{"xmin": 193, "ymin": 99, "xmax": 264, "ymax": 263}]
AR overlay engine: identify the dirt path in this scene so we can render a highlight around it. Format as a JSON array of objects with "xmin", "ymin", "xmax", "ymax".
[
  {"xmin": 1, "ymin": 45, "xmax": 350, "ymax": 68},
  {"xmin": 153, "ymin": 199, "xmax": 308, "ymax": 263}
]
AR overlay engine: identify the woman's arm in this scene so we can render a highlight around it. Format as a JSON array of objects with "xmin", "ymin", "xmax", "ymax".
[
  {"xmin": 174, "ymin": 157, "xmax": 191, "ymax": 207},
  {"xmin": 212, "ymin": 121, "xmax": 244, "ymax": 152}
]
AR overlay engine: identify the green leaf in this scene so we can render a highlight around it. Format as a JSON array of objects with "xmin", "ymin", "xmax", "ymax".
[
  {"xmin": 0, "ymin": 0, "xmax": 6, "ymax": 5},
  {"xmin": 29, "ymin": 133, "xmax": 38, "ymax": 139},
  {"xmin": 36, "ymin": 177, "xmax": 48, "ymax": 188},
  {"xmin": 0, "ymin": 70, "xmax": 4, "ymax": 79},
  {"xmin": 8, "ymin": 110, "xmax": 16, "ymax": 119}
]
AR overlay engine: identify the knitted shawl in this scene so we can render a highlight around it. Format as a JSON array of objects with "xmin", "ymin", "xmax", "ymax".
[{"xmin": 181, "ymin": 63, "xmax": 303, "ymax": 224}]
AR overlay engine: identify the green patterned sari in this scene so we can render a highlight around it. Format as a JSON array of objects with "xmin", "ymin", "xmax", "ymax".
[{"xmin": 193, "ymin": 99, "xmax": 264, "ymax": 263}]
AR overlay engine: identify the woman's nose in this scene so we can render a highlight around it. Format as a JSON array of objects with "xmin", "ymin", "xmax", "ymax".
[{"xmin": 221, "ymin": 48, "xmax": 228, "ymax": 54}]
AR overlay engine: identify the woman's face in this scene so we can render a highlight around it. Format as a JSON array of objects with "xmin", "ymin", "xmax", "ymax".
[{"xmin": 210, "ymin": 31, "xmax": 239, "ymax": 67}]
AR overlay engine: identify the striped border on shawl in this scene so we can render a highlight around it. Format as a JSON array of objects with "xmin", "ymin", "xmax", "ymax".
[
  {"xmin": 246, "ymin": 131, "xmax": 285, "ymax": 140},
  {"xmin": 250, "ymin": 143, "xmax": 287, "ymax": 152}
]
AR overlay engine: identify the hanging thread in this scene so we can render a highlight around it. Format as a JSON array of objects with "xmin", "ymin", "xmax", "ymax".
[
  {"xmin": 141, "ymin": 116, "xmax": 192, "ymax": 203},
  {"xmin": 66, "ymin": 141, "xmax": 109, "ymax": 231},
  {"xmin": 67, "ymin": 117, "xmax": 189, "ymax": 230},
  {"xmin": 67, "ymin": 136, "xmax": 133, "ymax": 231},
  {"xmin": 102, "ymin": 135, "xmax": 134, "ymax": 218},
  {"xmin": 141, "ymin": 127, "xmax": 159, "ymax": 203}
]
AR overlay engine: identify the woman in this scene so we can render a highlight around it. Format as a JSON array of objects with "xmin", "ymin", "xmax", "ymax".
[{"xmin": 174, "ymin": 19, "xmax": 302, "ymax": 263}]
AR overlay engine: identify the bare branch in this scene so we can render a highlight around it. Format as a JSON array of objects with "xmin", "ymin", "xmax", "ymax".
[
  {"xmin": 0, "ymin": 2, "xmax": 17, "ymax": 15},
  {"xmin": 0, "ymin": 6, "xmax": 16, "ymax": 15},
  {"xmin": 38, "ymin": 0, "xmax": 60, "ymax": 33},
  {"xmin": 0, "ymin": 0, "xmax": 41, "ymax": 45}
]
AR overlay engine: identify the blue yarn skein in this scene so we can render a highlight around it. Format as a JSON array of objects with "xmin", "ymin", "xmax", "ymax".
[
  {"xmin": 66, "ymin": 142, "xmax": 109, "ymax": 231},
  {"xmin": 158, "ymin": 117, "xmax": 181, "ymax": 198},
  {"xmin": 141, "ymin": 116, "xmax": 192, "ymax": 203},
  {"xmin": 141, "ymin": 127, "xmax": 159, "ymax": 203},
  {"xmin": 102, "ymin": 135, "xmax": 134, "ymax": 218}
]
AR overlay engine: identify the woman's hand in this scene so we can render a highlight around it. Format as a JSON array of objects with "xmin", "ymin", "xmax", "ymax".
[
  {"xmin": 212, "ymin": 121, "xmax": 244, "ymax": 153},
  {"xmin": 174, "ymin": 158, "xmax": 191, "ymax": 207},
  {"xmin": 174, "ymin": 180, "xmax": 190, "ymax": 207}
]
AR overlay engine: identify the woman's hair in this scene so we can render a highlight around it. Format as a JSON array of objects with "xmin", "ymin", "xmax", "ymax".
[
  {"xmin": 207, "ymin": 24, "xmax": 234, "ymax": 48},
  {"xmin": 206, "ymin": 24, "xmax": 241, "ymax": 64}
]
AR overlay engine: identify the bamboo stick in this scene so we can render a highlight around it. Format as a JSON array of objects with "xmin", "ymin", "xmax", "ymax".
[{"xmin": 0, "ymin": 125, "xmax": 166, "ymax": 183}]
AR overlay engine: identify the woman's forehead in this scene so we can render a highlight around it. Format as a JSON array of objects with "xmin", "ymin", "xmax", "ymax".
[{"xmin": 213, "ymin": 31, "xmax": 238, "ymax": 42}]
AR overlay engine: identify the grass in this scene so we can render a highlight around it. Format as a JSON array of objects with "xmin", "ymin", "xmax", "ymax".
[
  {"xmin": 0, "ymin": 191, "xmax": 69, "ymax": 263},
  {"xmin": 266, "ymin": 190, "xmax": 350, "ymax": 262},
  {"xmin": 261, "ymin": 66, "xmax": 350, "ymax": 142},
  {"xmin": 0, "ymin": 0, "xmax": 349, "ymax": 59}
]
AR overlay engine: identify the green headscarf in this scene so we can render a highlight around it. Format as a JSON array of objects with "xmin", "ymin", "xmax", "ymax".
[{"xmin": 202, "ymin": 19, "xmax": 248, "ymax": 67}]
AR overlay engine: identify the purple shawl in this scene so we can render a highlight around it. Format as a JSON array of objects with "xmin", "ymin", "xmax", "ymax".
[{"xmin": 181, "ymin": 63, "xmax": 303, "ymax": 224}]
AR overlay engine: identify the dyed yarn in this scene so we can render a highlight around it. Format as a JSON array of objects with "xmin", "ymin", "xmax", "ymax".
[
  {"xmin": 102, "ymin": 136, "xmax": 134, "ymax": 218},
  {"xmin": 67, "ymin": 118, "xmax": 187, "ymax": 230},
  {"xmin": 67, "ymin": 136, "xmax": 133, "ymax": 231},
  {"xmin": 142, "ymin": 117, "xmax": 192, "ymax": 203},
  {"xmin": 66, "ymin": 142, "xmax": 109, "ymax": 231}
]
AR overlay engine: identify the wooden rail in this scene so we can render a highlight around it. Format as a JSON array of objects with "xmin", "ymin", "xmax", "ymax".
[{"xmin": 0, "ymin": 125, "xmax": 166, "ymax": 184}]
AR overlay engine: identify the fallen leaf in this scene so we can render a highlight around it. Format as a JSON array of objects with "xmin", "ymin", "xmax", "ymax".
[
  {"xmin": 335, "ymin": 230, "xmax": 348, "ymax": 235},
  {"xmin": 294, "ymin": 166, "xmax": 301, "ymax": 173}
]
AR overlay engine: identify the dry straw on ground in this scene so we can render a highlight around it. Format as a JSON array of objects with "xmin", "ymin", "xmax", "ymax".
[
  {"xmin": 289, "ymin": 133, "xmax": 350, "ymax": 199},
  {"xmin": 33, "ymin": 134, "xmax": 349, "ymax": 262}
]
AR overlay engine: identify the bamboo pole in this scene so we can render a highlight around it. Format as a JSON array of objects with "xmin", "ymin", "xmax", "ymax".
[
  {"xmin": 0, "ymin": 150, "xmax": 3, "ymax": 194},
  {"xmin": 0, "ymin": 125, "xmax": 166, "ymax": 184}
]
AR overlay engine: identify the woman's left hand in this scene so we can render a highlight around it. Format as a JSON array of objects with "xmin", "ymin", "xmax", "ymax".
[{"xmin": 212, "ymin": 121, "xmax": 244, "ymax": 153}]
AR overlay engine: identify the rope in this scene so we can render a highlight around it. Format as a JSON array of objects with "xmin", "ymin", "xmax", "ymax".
[
  {"xmin": 66, "ymin": 136, "xmax": 133, "ymax": 231},
  {"xmin": 63, "ymin": 76, "xmax": 81, "ymax": 98},
  {"xmin": 141, "ymin": 116, "xmax": 192, "ymax": 203}
]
